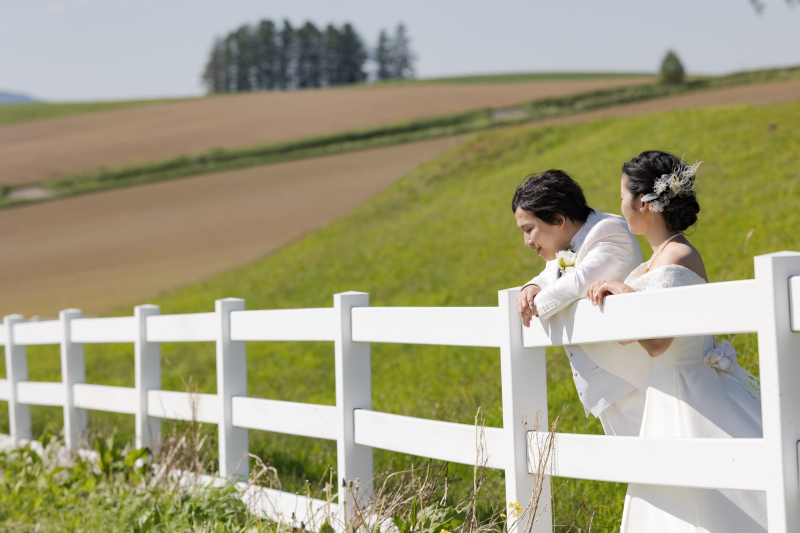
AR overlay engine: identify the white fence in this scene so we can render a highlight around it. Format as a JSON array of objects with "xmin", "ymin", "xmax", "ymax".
[{"xmin": 2, "ymin": 252, "xmax": 800, "ymax": 531}]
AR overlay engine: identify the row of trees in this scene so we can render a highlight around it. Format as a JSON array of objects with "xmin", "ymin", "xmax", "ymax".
[{"xmin": 202, "ymin": 20, "xmax": 415, "ymax": 93}]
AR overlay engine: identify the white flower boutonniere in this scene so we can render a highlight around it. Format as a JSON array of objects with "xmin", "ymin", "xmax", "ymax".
[{"xmin": 555, "ymin": 247, "xmax": 577, "ymax": 275}]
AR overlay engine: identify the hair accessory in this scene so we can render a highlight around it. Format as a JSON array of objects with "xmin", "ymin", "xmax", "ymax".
[{"xmin": 641, "ymin": 160, "xmax": 702, "ymax": 213}]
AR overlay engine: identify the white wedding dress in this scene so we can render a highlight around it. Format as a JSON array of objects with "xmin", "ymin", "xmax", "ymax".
[{"xmin": 619, "ymin": 264, "xmax": 767, "ymax": 533}]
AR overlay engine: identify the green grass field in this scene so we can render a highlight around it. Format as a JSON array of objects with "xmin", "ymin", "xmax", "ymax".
[{"xmin": 1, "ymin": 100, "xmax": 798, "ymax": 529}]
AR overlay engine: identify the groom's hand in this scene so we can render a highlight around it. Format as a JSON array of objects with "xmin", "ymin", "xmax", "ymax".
[{"xmin": 516, "ymin": 284, "xmax": 541, "ymax": 327}]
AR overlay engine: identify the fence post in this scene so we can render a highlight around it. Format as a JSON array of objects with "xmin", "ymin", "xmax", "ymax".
[
  {"xmin": 498, "ymin": 289, "xmax": 552, "ymax": 532},
  {"xmin": 134, "ymin": 305, "xmax": 161, "ymax": 450},
  {"xmin": 334, "ymin": 291, "xmax": 373, "ymax": 507},
  {"xmin": 216, "ymin": 298, "xmax": 248, "ymax": 479},
  {"xmin": 3, "ymin": 315, "xmax": 31, "ymax": 445},
  {"xmin": 60, "ymin": 308, "xmax": 86, "ymax": 450},
  {"xmin": 754, "ymin": 252, "xmax": 800, "ymax": 532}
]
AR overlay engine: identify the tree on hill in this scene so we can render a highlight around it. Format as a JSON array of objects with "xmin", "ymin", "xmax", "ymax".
[
  {"xmin": 276, "ymin": 20, "xmax": 296, "ymax": 90},
  {"xmin": 230, "ymin": 25, "xmax": 257, "ymax": 92},
  {"xmin": 296, "ymin": 22, "xmax": 323, "ymax": 88},
  {"xmin": 322, "ymin": 24, "xmax": 343, "ymax": 86},
  {"xmin": 374, "ymin": 30, "xmax": 393, "ymax": 81},
  {"xmin": 390, "ymin": 23, "xmax": 415, "ymax": 79},
  {"xmin": 337, "ymin": 24, "xmax": 369, "ymax": 84},
  {"xmin": 660, "ymin": 50, "xmax": 685, "ymax": 85},
  {"xmin": 201, "ymin": 37, "xmax": 229, "ymax": 93},
  {"xmin": 255, "ymin": 20, "xmax": 279, "ymax": 90},
  {"xmin": 201, "ymin": 19, "xmax": 408, "ymax": 93},
  {"xmin": 373, "ymin": 23, "xmax": 416, "ymax": 82}
]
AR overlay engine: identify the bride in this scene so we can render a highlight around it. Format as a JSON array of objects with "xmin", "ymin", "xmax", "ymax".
[{"xmin": 586, "ymin": 151, "xmax": 766, "ymax": 532}]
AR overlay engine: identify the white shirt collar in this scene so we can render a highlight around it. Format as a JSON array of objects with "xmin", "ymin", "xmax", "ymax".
[{"xmin": 570, "ymin": 208, "xmax": 597, "ymax": 253}]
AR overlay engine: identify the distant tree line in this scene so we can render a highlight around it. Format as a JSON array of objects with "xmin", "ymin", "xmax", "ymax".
[{"xmin": 202, "ymin": 21, "xmax": 415, "ymax": 93}]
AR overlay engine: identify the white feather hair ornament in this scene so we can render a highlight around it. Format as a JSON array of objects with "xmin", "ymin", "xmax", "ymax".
[{"xmin": 641, "ymin": 160, "xmax": 702, "ymax": 213}]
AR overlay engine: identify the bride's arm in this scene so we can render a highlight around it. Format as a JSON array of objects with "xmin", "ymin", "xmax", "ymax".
[
  {"xmin": 636, "ymin": 337, "xmax": 673, "ymax": 357},
  {"xmin": 586, "ymin": 280, "xmax": 673, "ymax": 357}
]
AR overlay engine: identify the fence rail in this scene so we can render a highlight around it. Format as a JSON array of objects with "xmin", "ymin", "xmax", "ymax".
[{"xmin": 2, "ymin": 253, "xmax": 800, "ymax": 532}]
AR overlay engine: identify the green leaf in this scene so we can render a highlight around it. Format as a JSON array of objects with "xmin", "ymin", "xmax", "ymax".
[
  {"xmin": 124, "ymin": 447, "xmax": 150, "ymax": 469},
  {"xmin": 320, "ymin": 520, "xmax": 336, "ymax": 533}
]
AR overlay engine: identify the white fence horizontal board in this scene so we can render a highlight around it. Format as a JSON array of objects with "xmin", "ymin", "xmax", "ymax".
[
  {"xmin": 12, "ymin": 320, "xmax": 61, "ymax": 345},
  {"xmin": 351, "ymin": 307, "xmax": 500, "ymax": 347},
  {"xmin": 147, "ymin": 390, "xmax": 219, "ymax": 423},
  {"xmin": 529, "ymin": 432, "xmax": 766, "ymax": 491},
  {"xmin": 71, "ymin": 317, "xmax": 136, "ymax": 343},
  {"xmin": 146, "ymin": 313, "xmax": 216, "ymax": 342},
  {"xmin": 16, "ymin": 381, "xmax": 64, "ymax": 406},
  {"xmin": 242, "ymin": 483, "xmax": 340, "ymax": 529},
  {"xmin": 231, "ymin": 396, "xmax": 338, "ymax": 440},
  {"xmin": 73, "ymin": 384, "xmax": 137, "ymax": 414},
  {"xmin": 230, "ymin": 309, "xmax": 335, "ymax": 342},
  {"xmin": 524, "ymin": 280, "xmax": 758, "ymax": 348},
  {"xmin": 0, "ymin": 379, "xmax": 8, "ymax": 401},
  {"xmin": 354, "ymin": 410, "xmax": 507, "ymax": 468}
]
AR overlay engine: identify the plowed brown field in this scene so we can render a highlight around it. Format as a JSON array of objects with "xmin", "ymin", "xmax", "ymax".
[
  {"xmin": 0, "ymin": 77, "xmax": 653, "ymax": 186},
  {"xmin": 0, "ymin": 136, "xmax": 465, "ymax": 317}
]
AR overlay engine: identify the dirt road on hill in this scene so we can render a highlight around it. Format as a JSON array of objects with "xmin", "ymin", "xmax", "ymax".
[
  {"xmin": 0, "ymin": 136, "xmax": 465, "ymax": 317},
  {"xmin": 0, "ymin": 77, "xmax": 653, "ymax": 186}
]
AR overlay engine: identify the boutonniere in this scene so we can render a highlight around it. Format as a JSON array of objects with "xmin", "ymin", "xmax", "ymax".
[{"xmin": 555, "ymin": 246, "xmax": 577, "ymax": 275}]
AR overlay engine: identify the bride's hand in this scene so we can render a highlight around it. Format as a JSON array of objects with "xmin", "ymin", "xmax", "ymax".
[{"xmin": 586, "ymin": 280, "xmax": 634, "ymax": 306}]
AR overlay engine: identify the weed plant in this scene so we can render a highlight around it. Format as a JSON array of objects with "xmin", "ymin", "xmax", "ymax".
[
  {"xmin": 0, "ymin": 435, "xmax": 251, "ymax": 531},
  {"xmin": 1, "ymin": 100, "xmax": 798, "ymax": 529}
]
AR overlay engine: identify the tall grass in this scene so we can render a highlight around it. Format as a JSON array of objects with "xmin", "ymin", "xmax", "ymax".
[{"xmin": 1, "ymin": 100, "xmax": 798, "ymax": 529}]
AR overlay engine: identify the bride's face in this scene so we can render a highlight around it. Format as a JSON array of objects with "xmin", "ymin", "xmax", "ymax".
[
  {"xmin": 620, "ymin": 174, "xmax": 646, "ymax": 234},
  {"xmin": 514, "ymin": 207, "xmax": 569, "ymax": 261}
]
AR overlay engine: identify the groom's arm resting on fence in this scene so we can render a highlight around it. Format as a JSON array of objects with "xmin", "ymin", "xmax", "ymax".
[
  {"xmin": 515, "ymin": 259, "xmax": 560, "ymax": 326},
  {"xmin": 522, "ymin": 227, "xmax": 638, "ymax": 323}
]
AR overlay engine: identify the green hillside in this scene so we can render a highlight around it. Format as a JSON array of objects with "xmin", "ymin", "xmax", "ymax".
[{"xmin": 3, "ymin": 100, "xmax": 798, "ymax": 528}]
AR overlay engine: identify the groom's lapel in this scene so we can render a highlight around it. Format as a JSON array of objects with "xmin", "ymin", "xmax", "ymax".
[{"xmin": 572, "ymin": 210, "xmax": 603, "ymax": 265}]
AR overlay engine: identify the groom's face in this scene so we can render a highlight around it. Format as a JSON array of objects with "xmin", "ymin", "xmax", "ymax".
[{"xmin": 514, "ymin": 207, "xmax": 570, "ymax": 261}]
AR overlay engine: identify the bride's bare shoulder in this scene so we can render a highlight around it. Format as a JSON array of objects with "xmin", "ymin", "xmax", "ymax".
[{"xmin": 653, "ymin": 241, "xmax": 708, "ymax": 281}]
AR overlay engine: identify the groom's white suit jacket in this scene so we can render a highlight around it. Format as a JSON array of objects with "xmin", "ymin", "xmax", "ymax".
[{"xmin": 523, "ymin": 209, "xmax": 644, "ymax": 417}]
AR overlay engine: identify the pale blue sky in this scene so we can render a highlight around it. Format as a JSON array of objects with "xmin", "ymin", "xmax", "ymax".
[{"xmin": 0, "ymin": 0, "xmax": 797, "ymax": 102}]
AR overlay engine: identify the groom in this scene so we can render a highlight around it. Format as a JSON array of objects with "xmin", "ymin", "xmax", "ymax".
[{"xmin": 512, "ymin": 169, "xmax": 645, "ymax": 436}]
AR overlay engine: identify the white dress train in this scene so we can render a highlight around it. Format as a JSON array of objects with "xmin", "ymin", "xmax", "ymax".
[{"xmin": 619, "ymin": 264, "xmax": 767, "ymax": 533}]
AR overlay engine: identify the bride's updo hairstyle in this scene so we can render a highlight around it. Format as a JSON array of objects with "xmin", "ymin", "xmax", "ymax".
[
  {"xmin": 623, "ymin": 150, "xmax": 700, "ymax": 232},
  {"xmin": 512, "ymin": 169, "xmax": 592, "ymax": 224}
]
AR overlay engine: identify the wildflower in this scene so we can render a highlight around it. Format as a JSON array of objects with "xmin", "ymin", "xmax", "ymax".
[{"xmin": 508, "ymin": 501, "xmax": 523, "ymax": 519}]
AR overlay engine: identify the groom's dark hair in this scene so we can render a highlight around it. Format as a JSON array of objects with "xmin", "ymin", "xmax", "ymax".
[{"xmin": 511, "ymin": 169, "xmax": 592, "ymax": 225}]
